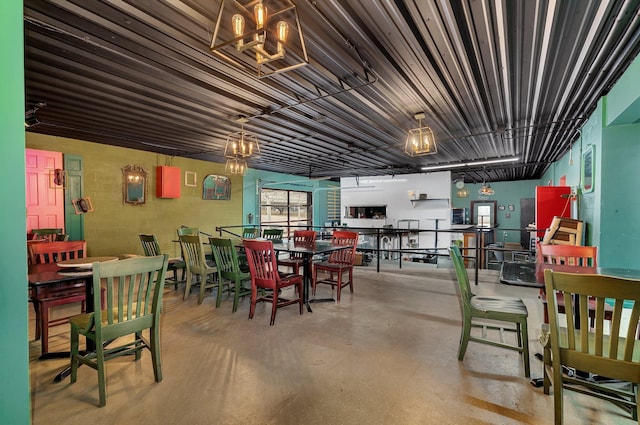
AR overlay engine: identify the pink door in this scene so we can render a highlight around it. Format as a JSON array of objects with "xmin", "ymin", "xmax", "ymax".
[{"xmin": 26, "ymin": 149, "xmax": 64, "ymax": 234}]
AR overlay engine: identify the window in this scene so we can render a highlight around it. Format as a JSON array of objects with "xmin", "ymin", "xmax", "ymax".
[{"xmin": 260, "ymin": 189, "xmax": 311, "ymax": 237}]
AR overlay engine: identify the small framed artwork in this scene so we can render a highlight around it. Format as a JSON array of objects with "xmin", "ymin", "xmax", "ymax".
[
  {"xmin": 498, "ymin": 205, "xmax": 505, "ymax": 211},
  {"xmin": 508, "ymin": 205, "xmax": 515, "ymax": 211},
  {"xmin": 72, "ymin": 197, "xmax": 94, "ymax": 214},
  {"xmin": 185, "ymin": 171, "xmax": 197, "ymax": 187},
  {"xmin": 582, "ymin": 145, "xmax": 595, "ymax": 193},
  {"xmin": 48, "ymin": 169, "xmax": 66, "ymax": 189},
  {"xmin": 202, "ymin": 174, "xmax": 231, "ymax": 200}
]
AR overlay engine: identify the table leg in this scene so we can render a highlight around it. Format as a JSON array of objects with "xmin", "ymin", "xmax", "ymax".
[{"xmin": 306, "ymin": 254, "xmax": 336, "ymax": 308}]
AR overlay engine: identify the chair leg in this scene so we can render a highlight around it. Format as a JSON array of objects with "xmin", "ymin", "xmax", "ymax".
[
  {"xmin": 336, "ymin": 272, "xmax": 343, "ymax": 302},
  {"xmin": 96, "ymin": 339, "xmax": 107, "ymax": 407},
  {"xmin": 312, "ymin": 267, "xmax": 317, "ymax": 295},
  {"xmin": 249, "ymin": 287, "xmax": 257, "ymax": 320},
  {"xmin": 33, "ymin": 302, "xmax": 41, "ymax": 340},
  {"xmin": 269, "ymin": 293, "xmax": 278, "ymax": 326},
  {"xmin": 553, "ymin": 360, "xmax": 564, "ymax": 424},
  {"xmin": 39, "ymin": 301, "xmax": 50, "ymax": 355},
  {"xmin": 70, "ymin": 326, "xmax": 80, "ymax": 384},
  {"xmin": 150, "ymin": 324, "xmax": 163, "ymax": 382},
  {"xmin": 457, "ymin": 317, "xmax": 472, "ymax": 361},
  {"xmin": 232, "ymin": 278, "xmax": 240, "ymax": 313},
  {"xmin": 214, "ymin": 276, "xmax": 224, "ymax": 308},
  {"xmin": 348, "ymin": 268, "xmax": 354, "ymax": 293},
  {"xmin": 298, "ymin": 281, "xmax": 303, "ymax": 315},
  {"xmin": 520, "ymin": 319, "xmax": 531, "ymax": 378},
  {"xmin": 183, "ymin": 271, "xmax": 193, "ymax": 300}
]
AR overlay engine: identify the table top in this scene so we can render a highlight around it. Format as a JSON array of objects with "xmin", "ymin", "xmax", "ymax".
[
  {"xmin": 272, "ymin": 240, "xmax": 349, "ymax": 255},
  {"xmin": 57, "ymin": 256, "xmax": 118, "ymax": 268},
  {"xmin": 500, "ymin": 261, "xmax": 640, "ymax": 288},
  {"xmin": 29, "ymin": 256, "xmax": 119, "ymax": 286}
]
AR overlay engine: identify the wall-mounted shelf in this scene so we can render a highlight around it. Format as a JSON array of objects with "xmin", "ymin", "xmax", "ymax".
[{"xmin": 410, "ymin": 198, "xmax": 449, "ymax": 208}]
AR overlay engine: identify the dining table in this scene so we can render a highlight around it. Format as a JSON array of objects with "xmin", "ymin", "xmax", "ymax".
[
  {"xmin": 271, "ymin": 240, "xmax": 351, "ymax": 313},
  {"xmin": 28, "ymin": 256, "xmax": 118, "ymax": 382}
]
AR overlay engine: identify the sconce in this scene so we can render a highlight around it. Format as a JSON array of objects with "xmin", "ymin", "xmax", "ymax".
[{"xmin": 209, "ymin": 0, "xmax": 309, "ymax": 78}]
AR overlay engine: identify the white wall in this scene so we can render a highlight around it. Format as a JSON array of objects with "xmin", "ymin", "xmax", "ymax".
[{"xmin": 340, "ymin": 172, "xmax": 452, "ymax": 250}]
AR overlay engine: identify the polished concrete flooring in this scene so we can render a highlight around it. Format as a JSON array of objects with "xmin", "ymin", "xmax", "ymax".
[{"xmin": 29, "ymin": 263, "xmax": 636, "ymax": 424}]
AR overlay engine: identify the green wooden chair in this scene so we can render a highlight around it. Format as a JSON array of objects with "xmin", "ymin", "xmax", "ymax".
[
  {"xmin": 31, "ymin": 228, "xmax": 64, "ymax": 242},
  {"xmin": 69, "ymin": 254, "xmax": 169, "ymax": 407},
  {"xmin": 449, "ymin": 245, "xmax": 530, "ymax": 377},
  {"xmin": 139, "ymin": 233, "xmax": 186, "ymax": 289},
  {"xmin": 262, "ymin": 228, "xmax": 283, "ymax": 242},
  {"xmin": 542, "ymin": 269, "xmax": 640, "ymax": 424},
  {"xmin": 242, "ymin": 227, "xmax": 258, "ymax": 239},
  {"xmin": 178, "ymin": 233, "xmax": 221, "ymax": 305},
  {"xmin": 209, "ymin": 237, "xmax": 252, "ymax": 313}
]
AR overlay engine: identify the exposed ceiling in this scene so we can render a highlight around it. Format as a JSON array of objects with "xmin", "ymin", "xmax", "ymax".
[{"xmin": 24, "ymin": 0, "xmax": 640, "ymax": 182}]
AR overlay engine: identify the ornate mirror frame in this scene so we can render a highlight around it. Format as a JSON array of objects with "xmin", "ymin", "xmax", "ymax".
[{"xmin": 122, "ymin": 164, "xmax": 147, "ymax": 205}]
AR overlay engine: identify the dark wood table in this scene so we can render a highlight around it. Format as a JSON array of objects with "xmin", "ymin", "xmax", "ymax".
[
  {"xmin": 272, "ymin": 240, "xmax": 351, "ymax": 313},
  {"xmin": 28, "ymin": 256, "xmax": 118, "ymax": 381}
]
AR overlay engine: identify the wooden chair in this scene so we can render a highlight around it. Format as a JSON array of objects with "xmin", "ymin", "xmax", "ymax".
[
  {"xmin": 242, "ymin": 227, "xmax": 258, "ymax": 239},
  {"xmin": 29, "ymin": 240, "xmax": 88, "ymax": 355},
  {"xmin": 277, "ymin": 230, "xmax": 316, "ymax": 274},
  {"xmin": 538, "ymin": 244, "xmax": 600, "ymax": 323},
  {"xmin": 312, "ymin": 230, "xmax": 358, "ymax": 301},
  {"xmin": 449, "ymin": 245, "xmax": 531, "ymax": 377},
  {"xmin": 69, "ymin": 254, "xmax": 169, "ymax": 407},
  {"xmin": 31, "ymin": 228, "xmax": 64, "ymax": 242},
  {"xmin": 243, "ymin": 239, "xmax": 303, "ymax": 325},
  {"xmin": 542, "ymin": 270, "xmax": 640, "ymax": 423},
  {"xmin": 209, "ymin": 237, "xmax": 251, "ymax": 313},
  {"xmin": 262, "ymin": 228, "xmax": 283, "ymax": 242},
  {"xmin": 139, "ymin": 233, "xmax": 185, "ymax": 289},
  {"xmin": 178, "ymin": 233, "xmax": 220, "ymax": 304}
]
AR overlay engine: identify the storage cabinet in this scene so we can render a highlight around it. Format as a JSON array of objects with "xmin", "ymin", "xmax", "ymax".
[{"xmin": 156, "ymin": 166, "xmax": 181, "ymax": 198}]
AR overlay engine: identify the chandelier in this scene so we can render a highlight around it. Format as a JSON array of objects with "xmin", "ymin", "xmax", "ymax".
[
  {"xmin": 224, "ymin": 116, "xmax": 259, "ymax": 175},
  {"xmin": 405, "ymin": 112, "xmax": 437, "ymax": 156},
  {"xmin": 478, "ymin": 183, "xmax": 495, "ymax": 196},
  {"xmin": 210, "ymin": 0, "xmax": 309, "ymax": 78}
]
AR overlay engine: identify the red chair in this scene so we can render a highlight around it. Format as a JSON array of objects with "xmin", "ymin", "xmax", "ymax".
[
  {"xmin": 537, "ymin": 243, "xmax": 601, "ymax": 323},
  {"xmin": 277, "ymin": 230, "xmax": 317, "ymax": 274},
  {"xmin": 243, "ymin": 239, "xmax": 303, "ymax": 325},
  {"xmin": 312, "ymin": 230, "xmax": 358, "ymax": 302},
  {"xmin": 29, "ymin": 240, "xmax": 88, "ymax": 355}
]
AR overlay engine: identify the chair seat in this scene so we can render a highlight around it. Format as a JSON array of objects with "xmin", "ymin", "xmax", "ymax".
[
  {"xmin": 471, "ymin": 296, "xmax": 528, "ymax": 315},
  {"xmin": 314, "ymin": 261, "xmax": 350, "ymax": 271}
]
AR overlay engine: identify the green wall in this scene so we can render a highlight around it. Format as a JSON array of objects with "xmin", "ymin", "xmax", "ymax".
[
  {"xmin": 26, "ymin": 133, "xmax": 243, "ymax": 257},
  {"xmin": 242, "ymin": 168, "xmax": 334, "ymax": 229},
  {"xmin": 451, "ymin": 180, "xmax": 538, "ymax": 244},
  {"xmin": 1, "ymin": 1, "xmax": 31, "ymax": 423}
]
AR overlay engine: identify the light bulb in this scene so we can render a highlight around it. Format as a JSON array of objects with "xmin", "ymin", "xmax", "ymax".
[
  {"xmin": 277, "ymin": 21, "xmax": 288, "ymax": 43},
  {"xmin": 232, "ymin": 14, "xmax": 245, "ymax": 37},
  {"xmin": 254, "ymin": 3, "xmax": 267, "ymax": 29}
]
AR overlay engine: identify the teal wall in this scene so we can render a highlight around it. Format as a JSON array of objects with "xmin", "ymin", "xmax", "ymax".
[
  {"xmin": 0, "ymin": 1, "xmax": 31, "ymax": 423},
  {"xmin": 451, "ymin": 180, "xmax": 538, "ymax": 243},
  {"xmin": 242, "ymin": 169, "xmax": 334, "ymax": 229}
]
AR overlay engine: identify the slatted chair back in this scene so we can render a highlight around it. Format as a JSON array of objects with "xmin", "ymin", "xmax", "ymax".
[
  {"xmin": 538, "ymin": 244, "xmax": 597, "ymax": 267},
  {"xmin": 327, "ymin": 231, "xmax": 358, "ymax": 265},
  {"xmin": 139, "ymin": 233, "xmax": 161, "ymax": 256},
  {"xmin": 242, "ymin": 227, "xmax": 258, "ymax": 239},
  {"xmin": 31, "ymin": 228, "xmax": 64, "ymax": 242},
  {"xmin": 29, "ymin": 240, "xmax": 87, "ymax": 264},
  {"xmin": 543, "ymin": 269, "xmax": 640, "ymax": 423}
]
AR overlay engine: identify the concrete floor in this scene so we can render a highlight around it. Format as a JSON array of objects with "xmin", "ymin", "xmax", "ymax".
[{"xmin": 29, "ymin": 263, "xmax": 636, "ymax": 425}]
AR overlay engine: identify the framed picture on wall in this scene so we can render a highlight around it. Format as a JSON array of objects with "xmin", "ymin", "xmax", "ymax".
[
  {"xmin": 202, "ymin": 174, "xmax": 231, "ymax": 200},
  {"xmin": 582, "ymin": 145, "xmax": 595, "ymax": 193}
]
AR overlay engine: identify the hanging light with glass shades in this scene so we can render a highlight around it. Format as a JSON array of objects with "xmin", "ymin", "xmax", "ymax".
[{"xmin": 405, "ymin": 112, "xmax": 437, "ymax": 156}]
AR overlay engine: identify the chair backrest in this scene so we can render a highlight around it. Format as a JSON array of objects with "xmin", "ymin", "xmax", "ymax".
[
  {"xmin": 29, "ymin": 240, "xmax": 87, "ymax": 264},
  {"xmin": 55, "ymin": 234, "xmax": 70, "ymax": 241},
  {"xmin": 139, "ymin": 233, "xmax": 161, "ymax": 256},
  {"xmin": 91, "ymin": 255, "xmax": 168, "ymax": 338},
  {"xmin": 177, "ymin": 227, "xmax": 199, "ymax": 236},
  {"xmin": 242, "ymin": 227, "xmax": 258, "ymax": 239},
  {"xmin": 327, "ymin": 230, "xmax": 358, "ymax": 265},
  {"xmin": 178, "ymin": 234, "xmax": 207, "ymax": 274},
  {"xmin": 449, "ymin": 245, "xmax": 473, "ymax": 305},
  {"xmin": 262, "ymin": 228, "xmax": 283, "ymax": 241},
  {"xmin": 538, "ymin": 243, "xmax": 597, "ymax": 267},
  {"xmin": 209, "ymin": 237, "xmax": 243, "ymax": 278},
  {"xmin": 544, "ymin": 269, "xmax": 640, "ymax": 382},
  {"xmin": 290, "ymin": 230, "xmax": 317, "ymax": 259},
  {"xmin": 243, "ymin": 239, "xmax": 280, "ymax": 290},
  {"xmin": 31, "ymin": 228, "xmax": 64, "ymax": 242}
]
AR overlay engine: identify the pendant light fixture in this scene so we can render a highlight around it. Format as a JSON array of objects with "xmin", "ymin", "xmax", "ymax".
[
  {"xmin": 224, "ymin": 116, "xmax": 259, "ymax": 175},
  {"xmin": 405, "ymin": 112, "xmax": 437, "ymax": 156},
  {"xmin": 210, "ymin": 0, "xmax": 309, "ymax": 78}
]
